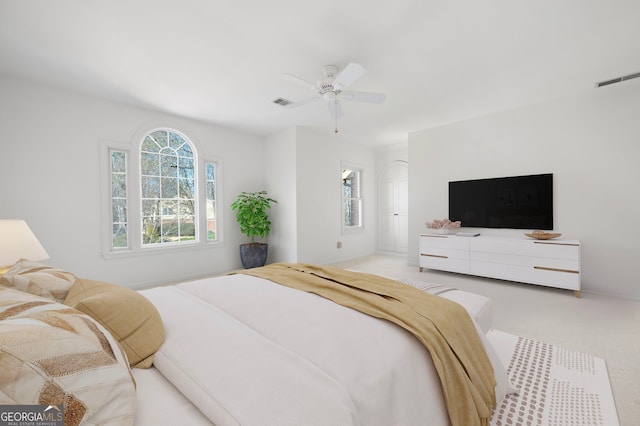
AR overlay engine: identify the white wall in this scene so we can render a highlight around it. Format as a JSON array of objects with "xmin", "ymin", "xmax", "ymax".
[
  {"xmin": 408, "ymin": 79, "xmax": 640, "ymax": 299},
  {"xmin": 375, "ymin": 142, "xmax": 408, "ymax": 177},
  {"xmin": 0, "ymin": 75, "xmax": 265, "ymax": 289},
  {"xmin": 295, "ymin": 128, "xmax": 377, "ymax": 264},
  {"xmin": 0, "ymin": 75, "xmax": 379, "ymax": 288},
  {"xmin": 264, "ymin": 128, "xmax": 298, "ymax": 263}
]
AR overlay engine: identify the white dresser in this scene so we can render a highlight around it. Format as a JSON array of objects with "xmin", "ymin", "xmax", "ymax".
[{"xmin": 419, "ymin": 234, "xmax": 581, "ymax": 297}]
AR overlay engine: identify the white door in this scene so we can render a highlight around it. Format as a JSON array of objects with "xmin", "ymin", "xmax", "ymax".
[{"xmin": 378, "ymin": 161, "xmax": 408, "ymax": 253}]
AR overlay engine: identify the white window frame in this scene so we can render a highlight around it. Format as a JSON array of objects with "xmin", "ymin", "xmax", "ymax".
[
  {"xmin": 100, "ymin": 128, "xmax": 224, "ymax": 258},
  {"xmin": 201, "ymin": 158, "xmax": 223, "ymax": 243},
  {"xmin": 341, "ymin": 162, "xmax": 364, "ymax": 234},
  {"xmin": 139, "ymin": 128, "xmax": 199, "ymax": 247}
]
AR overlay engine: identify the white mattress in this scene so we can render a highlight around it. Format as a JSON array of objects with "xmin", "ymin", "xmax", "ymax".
[
  {"xmin": 133, "ymin": 272, "xmax": 499, "ymax": 425},
  {"xmin": 133, "ymin": 367, "xmax": 212, "ymax": 425}
]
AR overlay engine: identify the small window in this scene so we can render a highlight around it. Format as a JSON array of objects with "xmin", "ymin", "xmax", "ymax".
[
  {"xmin": 205, "ymin": 161, "xmax": 217, "ymax": 241},
  {"xmin": 342, "ymin": 165, "xmax": 363, "ymax": 231},
  {"xmin": 140, "ymin": 130, "xmax": 197, "ymax": 246},
  {"xmin": 110, "ymin": 150, "xmax": 128, "ymax": 249}
]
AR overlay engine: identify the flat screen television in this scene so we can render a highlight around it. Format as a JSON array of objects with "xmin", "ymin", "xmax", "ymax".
[{"xmin": 448, "ymin": 173, "xmax": 553, "ymax": 230}]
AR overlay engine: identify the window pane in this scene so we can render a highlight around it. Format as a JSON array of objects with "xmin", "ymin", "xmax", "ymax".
[
  {"xmin": 142, "ymin": 199, "xmax": 159, "ymax": 217},
  {"xmin": 343, "ymin": 169, "xmax": 360, "ymax": 197},
  {"xmin": 169, "ymin": 132, "xmax": 185, "ymax": 150},
  {"xmin": 207, "ymin": 219, "xmax": 216, "ymax": 240},
  {"xmin": 179, "ymin": 200, "xmax": 195, "ymax": 216},
  {"xmin": 141, "ymin": 177, "xmax": 160, "ymax": 198},
  {"xmin": 161, "ymin": 177, "xmax": 178, "ymax": 198},
  {"xmin": 178, "ymin": 143, "xmax": 193, "ymax": 158},
  {"xmin": 112, "ymin": 224, "xmax": 127, "ymax": 248},
  {"xmin": 141, "ymin": 136, "xmax": 160, "ymax": 153},
  {"xmin": 342, "ymin": 167, "xmax": 362, "ymax": 229},
  {"xmin": 179, "ymin": 178, "xmax": 195, "ymax": 199},
  {"xmin": 110, "ymin": 150, "xmax": 128, "ymax": 249},
  {"xmin": 149, "ymin": 130, "xmax": 168, "ymax": 148},
  {"xmin": 161, "ymin": 200, "xmax": 178, "ymax": 216},
  {"xmin": 206, "ymin": 163, "xmax": 215, "ymax": 181},
  {"xmin": 111, "ymin": 151, "xmax": 126, "ymax": 173},
  {"xmin": 206, "ymin": 181, "xmax": 215, "ymax": 201},
  {"xmin": 112, "ymin": 173, "xmax": 126, "ymax": 198},
  {"xmin": 112, "ymin": 199, "xmax": 127, "ymax": 223},
  {"xmin": 205, "ymin": 161, "xmax": 217, "ymax": 241},
  {"xmin": 178, "ymin": 157, "xmax": 194, "ymax": 179},
  {"xmin": 162, "ymin": 219, "xmax": 179, "ymax": 241},
  {"xmin": 344, "ymin": 199, "xmax": 353, "ymax": 226},
  {"xmin": 141, "ymin": 152, "xmax": 159, "ymax": 175},
  {"xmin": 160, "ymin": 154, "xmax": 178, "ymax": 177},
  {"xmin": 180, "ymin": 217, "xmax": 196, "ymax": 239},
  {"xmin": 142, "ymin": 217, "xmax": 161, "ymax": 244}
]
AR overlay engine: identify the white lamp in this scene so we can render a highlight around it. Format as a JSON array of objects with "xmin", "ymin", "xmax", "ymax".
[{"xmin": 0, "ymin": 220, "xmax": 49, "ymax": 272}]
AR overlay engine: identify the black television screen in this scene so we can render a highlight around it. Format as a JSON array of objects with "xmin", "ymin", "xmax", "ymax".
[{"xmin": 448, "ymin": 173, "xmax": 553, "ymax": 230}]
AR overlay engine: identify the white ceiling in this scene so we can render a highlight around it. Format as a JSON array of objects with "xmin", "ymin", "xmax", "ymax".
[{"xmin": 1, "ymin": 0, "xmax": 639, "ymax": 147}]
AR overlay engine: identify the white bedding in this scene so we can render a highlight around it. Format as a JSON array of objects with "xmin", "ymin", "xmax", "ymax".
[{"xmin": 135, "ymin": 272, "xmax": 507, "ymax": 426}]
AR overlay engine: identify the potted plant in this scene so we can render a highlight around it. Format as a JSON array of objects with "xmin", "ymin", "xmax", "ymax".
[{"xmin": 231, "ymin": 191, "xmax": 278, "ymax": 268}]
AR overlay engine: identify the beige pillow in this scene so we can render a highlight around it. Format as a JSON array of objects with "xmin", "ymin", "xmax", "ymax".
[
  {"xmin": 0, "ymin": 259, "xmax": 76, "ymax": 303},
  {"xmin": 0, "ymin": 287, "xmax": 136, "ymax": 425},
  {"xmin": 64, "ymin": 278, "xmax": 165, "ymax": 368}
]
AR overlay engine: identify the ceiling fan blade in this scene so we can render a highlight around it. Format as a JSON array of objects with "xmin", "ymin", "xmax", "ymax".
[
  {"xmin": 341, "ymin": 91, "xmax": 386, "ymax": 103},
  {"xmin": 285, "ymin": 96, "xmax": 321, "ymax": 109},
  {"xmin": 281, "ymin": 73, "xmax": 318, "ymax": 92},
  {"xmin": 327, "ymin": 99, "xmax": 344, "ymax": 118},
  {"xmin": 332, "ymin": 63, "xmax": 366, "ymax": 90}
]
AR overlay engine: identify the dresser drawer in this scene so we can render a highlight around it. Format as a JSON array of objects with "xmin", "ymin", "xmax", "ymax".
[
  {"xmin": 470, "ymin": 238, "xmax": 579, "ymax": 260},
  {"xmin": 420, "ymin": 251, "xmax": 469, "ymax": 273},
  {"xmin": 420, "ymin": 234, "xmax": 469, "ymax": 251},
  {"xmin": 470, "ymin": 259, "xmax": 580, "ymax": 291},
  {"xmin": 419, "ymin": 234, "xmax": 470, "ymax": 273}
]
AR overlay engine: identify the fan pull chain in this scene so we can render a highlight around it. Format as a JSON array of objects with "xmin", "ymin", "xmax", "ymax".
[{"xmin": 334, "ymin": 100, "xmax": 339, "ymax": 133}]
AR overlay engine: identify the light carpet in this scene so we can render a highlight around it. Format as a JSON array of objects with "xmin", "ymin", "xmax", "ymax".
[{"xmin": 488, "ymin": 330, "xmax": 619, "ymax": 426}]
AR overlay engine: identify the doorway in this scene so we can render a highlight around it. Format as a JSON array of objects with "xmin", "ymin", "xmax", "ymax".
[{"xmin": 377, "ymin": 160, "xmax": 408, "ymax": 253}]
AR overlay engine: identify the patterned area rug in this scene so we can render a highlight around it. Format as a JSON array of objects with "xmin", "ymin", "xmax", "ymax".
[{"xmin": 487, "ymin": 330, "xmax": 619, "ymax": 426}]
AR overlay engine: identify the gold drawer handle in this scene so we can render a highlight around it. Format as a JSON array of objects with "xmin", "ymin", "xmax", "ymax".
[
  {"xmin": 534, "ymin": 266, "xmax": 579, "ymax": 274},
  {"xmin": 533, "ymin": 241, "xmax": 580, "ymax": 247},
  {"xmin": 421, "ymin": 253, "xmax": 448, "ymax": 259}
]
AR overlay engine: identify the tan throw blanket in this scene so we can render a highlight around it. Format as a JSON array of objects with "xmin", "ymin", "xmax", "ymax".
[{"xmin": 235, "ymin": 263, "xmax": 496, "ymax": 426}]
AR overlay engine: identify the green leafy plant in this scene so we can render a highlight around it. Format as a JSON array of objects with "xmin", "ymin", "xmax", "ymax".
[{"xmin": 231, "ymin": 191, "xmax": 278, "ymax": 243}]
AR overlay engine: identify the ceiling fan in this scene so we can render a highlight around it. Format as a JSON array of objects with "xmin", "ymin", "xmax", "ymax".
[{"xmin": 281, "ymin": 63, "xmax": 386, "ymax": 132}]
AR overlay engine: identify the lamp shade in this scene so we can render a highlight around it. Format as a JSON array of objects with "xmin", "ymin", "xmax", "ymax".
[{"xmin": 0, "ymin": 220, "xmax": 49, "ymax": 267}]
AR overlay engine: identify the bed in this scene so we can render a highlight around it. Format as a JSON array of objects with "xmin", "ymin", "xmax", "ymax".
[
  {"xmin": 133, "ymin": 263, "xmax": 511, "ymax": 426},
  {"xmin": 0, "ymin": 262, "xmax": 510, "ymax": 426}
]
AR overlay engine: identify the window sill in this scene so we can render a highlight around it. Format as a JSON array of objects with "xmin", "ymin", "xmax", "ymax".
[
  {"xmin": 102, "ymin": 240, "xmax": 224, "ymax": 259},
  {"xmin": 342, "ymin": 226, "xmax": 365, "ymax": 235}
]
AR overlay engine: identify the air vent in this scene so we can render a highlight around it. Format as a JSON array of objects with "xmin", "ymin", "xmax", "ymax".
[
  {"xmin": 273, "ymin": 97, "xmax": 293, "ymax": 106},
  {"xmin": 596, "ymin": 71, "xmax": 640, "ymax": 88}
]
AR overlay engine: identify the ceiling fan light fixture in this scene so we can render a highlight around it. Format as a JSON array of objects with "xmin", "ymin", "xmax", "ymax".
[
  {"xmin": 281, "ymin": 62, "xmax": 385, "ymax": 131},
  {"xmin": 323, "ymin": 91, "xmax": 337, "ymax": 101}
]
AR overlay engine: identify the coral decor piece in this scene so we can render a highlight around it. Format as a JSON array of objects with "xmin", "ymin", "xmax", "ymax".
[{"xmin": 426, "ymin": 219, "xmax": 461, "ymax": 234}]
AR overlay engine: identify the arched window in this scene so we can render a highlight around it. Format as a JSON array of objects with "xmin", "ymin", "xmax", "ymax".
[
  {"xmin": 103, "ymin": 127, "xmax": 220, "ymax": 254},
  {"xmin": 140, "ymin": 130, "xmax": 196, "ymax": 245}
]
